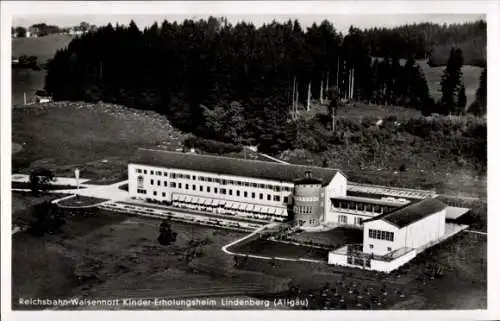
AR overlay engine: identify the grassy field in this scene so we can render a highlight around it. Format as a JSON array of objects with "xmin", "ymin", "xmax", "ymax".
[
  {"xmin": 416, "ymin": 59, "xmax": 483, "ymax": 108},
  {"xmin": 12, "ymin": 203, "xmax": 291, "ymax": 310},
  {"xmin": 12, "ymin": 102, "xmax": 186, "ymax": 183},
  {"xmin": 12, "ymin": 34, "xmax": 74, "ymax": 63},
  {"xmin": 287, "ymin": 228, "xmax": 363, "ymax": 248}
]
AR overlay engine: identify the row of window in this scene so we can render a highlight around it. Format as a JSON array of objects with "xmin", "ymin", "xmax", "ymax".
[
  {"xmin": 297, "ymin": 219, "xmax": 318, "ymax": 225},
  {"xmin": 331, "ymin": 200, "xmax": 397, "ymax": 214},
  {"xmin": 136, "ymin": 168, "xmax": 293, "ymax": 192},
  {"xmin": 368, "ymin": 229, "xmax": 394, "ymax": 241},
  {"xmin": 138, "ymin": 184, "xmax": 289, "ymax": 203},
  {"xmin": 294, "ymin": 206, "xmax": 313, "ymax": 215}
]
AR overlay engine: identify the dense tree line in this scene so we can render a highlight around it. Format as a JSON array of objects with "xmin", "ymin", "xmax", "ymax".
[
  {"xmin": 364, "ymin": 20, "xmax": 486, "ymax": 66},
  {"xmin": 45, "ymin": 17, "xmax": 486, "ymax": 153}
]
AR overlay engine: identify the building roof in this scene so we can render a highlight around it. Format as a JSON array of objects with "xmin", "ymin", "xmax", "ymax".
[
  {"xmin": 294, "ymin": 177, "xmax": 324, "ymax": 185},
  {"xmin": 331, "ymin": 196, "xmax": 406, "ymax": 207},
  {"xmin": 363, "ymin": 198, "xmax": 447, "ymax": 228},
  {"xmin": 131, "ymin": 148, "xmax": 344, "ymax": 185}
]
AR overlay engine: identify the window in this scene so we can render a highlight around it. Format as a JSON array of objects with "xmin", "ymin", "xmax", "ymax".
[
  {"xmin": 387, "ymin": 247, "xmax": 392, "ymax": 252},
  {"xmin": 259, "ymin": 193, "xmax": 263, "ymax": 200},
  {"xmin": 369, "ymin": 244, "xmax": 374, "ymax": 249},
  {"xmin": 179, "ymin": 184, "xmax": 182, "ymax": 189},
  {"xmin": 274, "ymin": 195, "xmax": 280, "ymax": 202},
  {"xmin": 229, "ymin": 190, "xmax": 233, "ymax": 196},
  {"xmin": 136, "ymin": 189, "xmax": 147, "ymax": 194},
  {"xmin": 185, "ymin": 184, "xmax": 189, "ymax": 190},
  {"xmin": 214, "ymin": 188, "xmax": 218, "ymax": 194},
  {"xmin": 222, "ymin": 179, "xmax": 227, "ymax": 185},
  {"xmin": 150, "ymin": 170, "xmax": 154, "ymax": 175},
  {"xmin": 267, "ymin": 194, "xmax": 271, "ymax": 201},
  {"xmin": 355, "ymin": 217, "xmax": 362, "ymax": 225},
  {"xmin": 284, "ymin": 196, "xmax": 288, "ymax": 203},
  {"xmin": 170, "ymin": 173, "xmax": 176, "ymax": 178},
  {"xmin": 156, "ymin": 171, "xmax": 162, "ymax": 175},
  {"xmin": 207, "ymin": 177, "xmax": 213, "ymax": 182},
  {"xmin": 199, "ymin": 186, "xmax": 203, "ymax": 192},
  {"xmin": 164, "ymin": 172, "xmax": 168, "ymax": 176},
  {"xmin": 259, "ymin": 184, "xmax": 265, "ymax": 188},
  {"xmin": 368, "ymin": 229, "xmax": 394, "ymax": 242},
  {"xmin": 153, "ymin": 191, "xmax": 157, "ymax": 196},
  {"xmin": 236, "ymin": 190, "xmax": 240, "ymax": 197},
  {"xmin": 244, "ymin": 182, "xmax": 249, "ymax": 187},
  {"xmin": 193, "ymin": 176, "xmax": 196, "ymax": 180},
  {"xmin": 237, "ymin": 181, "xmax": 242, "ymax": 186},
  {"xmin": 136, "ymin": 169, "xmax": 142, "ymax": 173},
  {"xmin": 266, "ymin": 185, "xmax": 273, "ymax": 190},
  {"xmin": 162, "ymin": 192, "xmax": 166, "ymax": 197},
  {"xmin": 186, "ymin": 175, "xmax": 191, "ymax": 179},
  {"xmin": 338, "ymin": 215, "xmax": 347, "ymax": 224},
  {"xmin": 192, "ymin": 184, "xmax": 196, "ymax": 190},
  {"xmin": 244, "ymin": 191, "xmax": 248, "ymax": 197},
  {"xmin": 157, "ymin": 180, "xmax": 161, "ymax": 186},
  {"xmin": 347, "ymin": 257, "xmax": 353, "ymax": 264},
  {"xmin": 207, "ymin": 186, "xmax": 211, "ymax": 193},
  {"xmin": 251, "ymin": 192, "xmax": 255, "ymax": 199},
  {"xmin": 170, "ymin": 182, "xmax": 176, "ymax": 188},
  {"xmin": 150, "ymin": 179, "xmax": 154, "ymax": 185},
  {"xmin": 164, "ymin": 181, "xmax": 168, "ymax": 187}
]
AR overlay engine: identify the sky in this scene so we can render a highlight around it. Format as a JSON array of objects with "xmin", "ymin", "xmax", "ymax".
[{"xmin": 12, "ymin": 13, "xmax": 485, "ymax": 34}]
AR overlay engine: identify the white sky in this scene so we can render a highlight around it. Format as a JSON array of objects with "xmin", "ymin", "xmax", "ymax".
[{"xmin": 13, "ymin": 14, "xmax": 485, "ymax": 34}]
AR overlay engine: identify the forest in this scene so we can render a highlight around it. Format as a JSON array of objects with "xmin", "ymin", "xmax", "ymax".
[{"xmin": 44, "ymin": 17, "xmax": 487, "ymax": 160}]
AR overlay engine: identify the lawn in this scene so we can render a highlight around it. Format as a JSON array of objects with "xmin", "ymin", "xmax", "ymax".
[
  {"xmin": 230, "ymin": 238, "xmax": 329, "ymax": 261},
  {"xmin": 12, "ymin": 206, "xmax": 291, "ymax": 310},
  {"xmin": 287, "ymin": 227, "xmax": 363, "ymax": 248},
  {"xmin": 57, "ymin": 196, "xmax": 108, "ymax": 208},
  {"xmin": 12, "ymin": 102, "xmax": 186, "ymax": 183},
  {"xmin": 416, "ymin": 59, "xmax": 483, "ymax": 108},
  {"xmin": 12, "ymin": 34, "xmax": 74, "ymax": 64}
]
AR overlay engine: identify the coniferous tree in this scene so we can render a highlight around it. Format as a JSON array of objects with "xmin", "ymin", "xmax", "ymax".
[{"xmin": 439, "ymin": 48, "xmax": 465, "ymax": 115}]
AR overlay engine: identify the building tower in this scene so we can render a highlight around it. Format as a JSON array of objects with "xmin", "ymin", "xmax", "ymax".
[{"xmin": 292, "ymin": 170, "xmax": 323, "ymax": 228}]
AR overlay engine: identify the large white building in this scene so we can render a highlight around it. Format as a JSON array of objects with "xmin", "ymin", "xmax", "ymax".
[
  {"xmin": 328, "ymin": 198, "xmax": 450, "ymax": 272},
  {"xmin": 128, "ymin": 148, "xmax": 348, "ymax": 223}
]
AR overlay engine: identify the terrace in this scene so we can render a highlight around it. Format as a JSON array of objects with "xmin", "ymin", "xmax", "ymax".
[{"xmin": 329, "ymin": 244, "xmax": 417, "ymax": 272}]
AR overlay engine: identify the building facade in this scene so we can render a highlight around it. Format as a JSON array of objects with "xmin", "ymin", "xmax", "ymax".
[
  {"xmin": 328, "ymin": 198, "xmax": 449, "ymax": 272},
  {"xmin": 128, "ymin": 148, "xmax": 348, "ymax": 222}
]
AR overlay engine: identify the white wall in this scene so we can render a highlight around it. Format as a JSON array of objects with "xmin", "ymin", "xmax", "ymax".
[
  {"xmin": 402, "ymin": 209, "xmax": 446, "ymax": 249},
  {"xmin": 362, "ymin": 220, "xmax": 403, "ymax": 256},
  {"xmin": 323, "ymin": 172, "xmax": 347, "ymax": 222},
  {"xmin": 128, "ymin": 163, "xmax": 293, "ymax": 215},
  {"xmin": 328, "ymin": 248, "xmax": 417, "ymax": 273}
]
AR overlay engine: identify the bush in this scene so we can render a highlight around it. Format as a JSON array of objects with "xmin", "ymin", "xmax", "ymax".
[{"xmin": 183, "ymin": 135, "xmax": 242, "ymax": 154}]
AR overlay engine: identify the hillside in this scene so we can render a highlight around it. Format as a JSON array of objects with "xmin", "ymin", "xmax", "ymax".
[
  {"xmin": 417, "ymin": 60, "xmax": 483, "ymax": 108},
  {"xmin": 12, "ymin": 102, "xmax": 186, "ymax": 183},
  {"xmin": 12, "ymin": 34, "xmax": 74, "ymax": 63}
]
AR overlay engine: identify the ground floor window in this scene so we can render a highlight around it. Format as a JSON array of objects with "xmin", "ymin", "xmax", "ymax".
[{"xmin": 338, "ymin": 215, "xmax": 347, "ymax": 224}]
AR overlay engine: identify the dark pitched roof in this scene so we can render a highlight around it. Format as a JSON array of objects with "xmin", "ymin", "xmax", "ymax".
[
  {"xmin": 294, "ymin": 177, "xmax": 324, "ymax": 185},
  {"xmin": 131, "ymin": 148, "xmax": 344, "ymax": 185},
  {"xmin": 363, "ymin": 198, "xmax": 447, "ymax": 228}
]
